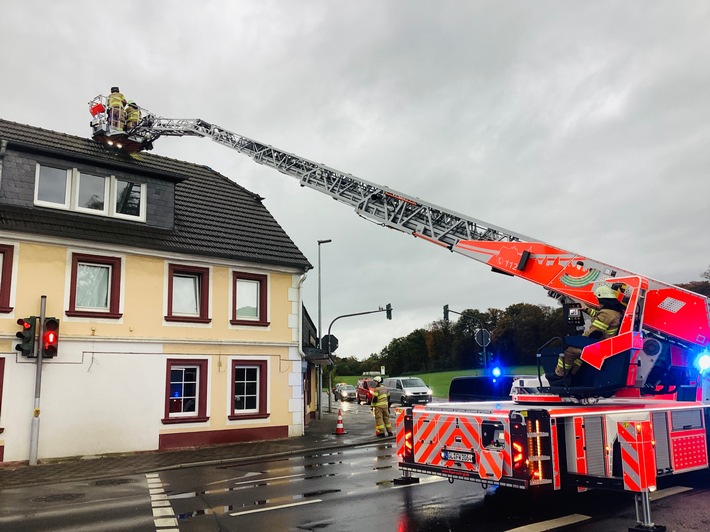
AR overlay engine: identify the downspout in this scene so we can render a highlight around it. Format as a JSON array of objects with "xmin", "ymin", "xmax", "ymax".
[
  {"xmin": 297, "ymin": 272, "xmax": 308, "ymax": 436},
  {"xmin": 0, "ymin": 139, "xmax": 7, "ymax": 188}
]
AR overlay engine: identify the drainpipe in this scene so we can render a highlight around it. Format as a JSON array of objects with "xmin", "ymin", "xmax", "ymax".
[
  {"xmin": 297, "ymin": 273, "xmax": 308, "ymax": 436},
  {"xmin": 0, "ymin": 139, "xmax": 7, "ymax": 187}
]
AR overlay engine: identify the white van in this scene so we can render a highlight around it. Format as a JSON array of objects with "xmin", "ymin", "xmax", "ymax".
[{"xmin": 383, "ymin": 377, "xmax": 432, "ymax": 406}]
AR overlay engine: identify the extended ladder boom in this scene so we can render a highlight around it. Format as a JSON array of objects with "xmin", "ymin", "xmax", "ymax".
[
  {"xmin": 147, "ymin": 117, "xmax": 532, "ymax": 250},
  {"xmin": 88, "ymin": 97, "xmax": 710, "ymax": 360}
]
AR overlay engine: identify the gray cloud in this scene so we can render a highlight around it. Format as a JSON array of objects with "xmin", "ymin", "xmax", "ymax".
[{"xmin": 2, "ymin": 1, "xmax": 708, "ymax": 359}]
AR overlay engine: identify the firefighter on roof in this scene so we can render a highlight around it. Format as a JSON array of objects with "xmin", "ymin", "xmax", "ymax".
[
  {"xmin": 371, "ymin": 376, "xmax": 393, "ymax": 437},
  {"xmin": 547, "ymin": 284, "xmax": 625, "ymax": 386}
]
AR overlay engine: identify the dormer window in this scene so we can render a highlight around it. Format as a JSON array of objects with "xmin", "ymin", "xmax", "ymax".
[{"xmin": 34, "ymin": 164, "xmax": 146, "ymax": 222}]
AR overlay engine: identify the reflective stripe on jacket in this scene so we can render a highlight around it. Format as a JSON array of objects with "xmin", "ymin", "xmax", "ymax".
[
  {"xmin": 583, "ymin": 307, "xmax": 621, "ymax": 338},
  {"xmin": 371, "ymin": 386, "xmax": 389, "ymax": 408},
  {"xmin": 108, "ymin": 92, "xmax": 126, "ymax": 108}
]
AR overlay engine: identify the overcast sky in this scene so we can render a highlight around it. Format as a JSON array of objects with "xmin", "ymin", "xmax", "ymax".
[{"xmin": 2, "ymin": 1, "xmax": 708, "ymax": 360}]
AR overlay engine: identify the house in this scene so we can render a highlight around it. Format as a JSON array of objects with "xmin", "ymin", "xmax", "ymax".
[{"xmin": 0, "ymin": 117, "xmax": 317, "ymax": 463}]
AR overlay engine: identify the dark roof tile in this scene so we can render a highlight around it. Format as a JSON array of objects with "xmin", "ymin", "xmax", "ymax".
[{"xmin": 0, "ymin": 118, "xmax": 312, "ymax": 271}]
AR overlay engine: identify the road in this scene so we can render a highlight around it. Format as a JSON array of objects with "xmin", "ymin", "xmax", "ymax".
[{"xmin": 2, "ymin": 429, "xmax": 708, "ymax": 531}]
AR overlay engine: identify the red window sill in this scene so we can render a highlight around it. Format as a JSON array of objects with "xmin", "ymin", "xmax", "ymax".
[
  {"xmin": 0, "ymin": 306, "xmax": 13, "ymax": 313},
  {"xmin": 228, "ymin": 412, "xmax": 270, "ymax": 421},
  {"xmin": 164, "ymin": 316, "xmax": 212, "ymax": 324},
  {"xmin": 230, "ymin": 319, "xmax": 270, "ymax": 327},
  {"xmin": 66, "ymin": 310, "xmax": 123, "ymax": 319},
  {"xmin": 161, "ymin": 416, "xmax": 210, "ymax": 425}
]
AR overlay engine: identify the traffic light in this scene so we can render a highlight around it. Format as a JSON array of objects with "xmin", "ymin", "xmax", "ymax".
[
  {"xmin": 385, "ymin": 303, "xmax": 392, "ymax": 320},
  {"xmin": 42, "ymin": 317, "xmax": 60, "ymax": 358},
  {"xmin": 15, "ymin": 317, "xmax": 37, "ymax": 357},
  {"xmin": 476, "ymin": 350, "xmax": 485, "ymax": 367},
  {"xmin": 443, "ymin": 304, "xmax": 449, "ymax": 321}
]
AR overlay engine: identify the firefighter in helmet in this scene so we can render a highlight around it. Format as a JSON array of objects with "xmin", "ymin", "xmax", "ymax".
[
  {"xmin": 125, "ymin": 101, "xmax": 142, "ymax": 131},
  {"xmin": 107, "ymin": 86, "xmax": 127, "ymax": 131},
  {"xmin": 370, "ymin": 376, "xmax": 393, "ymax": 437},
  {"xmin": 547, "ymin": 284, "xmax": 626, "ymax": 386}
]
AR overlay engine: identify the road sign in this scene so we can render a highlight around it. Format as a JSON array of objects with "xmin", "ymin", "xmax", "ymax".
[
  {"xmin": 475, "ymin": 328, "xmax": 491, "ymax": 347},
  {"xmin": 321, "ymin": 334, "xmax": 339, "ymax": 353}
]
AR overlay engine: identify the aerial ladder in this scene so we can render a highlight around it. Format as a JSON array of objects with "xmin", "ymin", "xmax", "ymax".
[{"xmin": 88, "ymin": 95, "xmax": 710, "ymax": 403}]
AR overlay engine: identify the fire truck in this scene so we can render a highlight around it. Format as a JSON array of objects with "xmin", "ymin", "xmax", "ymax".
[{"xmin": 88, "ymin": 95, "xmax": 710, "ymax": 531}]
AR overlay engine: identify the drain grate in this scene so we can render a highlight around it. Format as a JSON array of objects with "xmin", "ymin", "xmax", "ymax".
[
  {"xmin": 32, "ymin": 493, "xmax": 86, "ymax": 503},
  {"xmin": 90, "ymin": 478, "xmax": 135, "ymax": 486}
]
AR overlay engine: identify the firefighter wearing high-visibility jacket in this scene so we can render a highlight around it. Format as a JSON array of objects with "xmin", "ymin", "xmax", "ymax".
[
  {"xmin": 548, "ymin": 284, "xmax": 625, "ymax": 385},
  {"xmin": 107, "ymin": 86, "xmax": 127, "ymax": 131},
  {"xmin": 370, "ymin": 376, "xmax": 393, "ymax": 437}
]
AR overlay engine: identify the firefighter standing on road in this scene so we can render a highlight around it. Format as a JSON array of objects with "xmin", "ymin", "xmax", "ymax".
[
  {"xmin": 371, "ymin": 376, "xmax": 393, "ymax": 437},
  {"xmin": 547, "ymin": 284, "xmax": 625, "ymax": 385}
]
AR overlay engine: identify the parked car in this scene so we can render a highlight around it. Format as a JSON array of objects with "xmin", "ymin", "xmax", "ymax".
[
  {"xmin": 448, "ymin": 375, "xmax": 516, "ymax": 402},
  {"xmin": 356, "ymin": 378, "xmax": 378, "ymax": 404},
  {"xmin": 332, "ymin": 382, "xmax": 348, "ymax": 401},
  {"xmin": 337, "ymin": 384, "xmax": 357, "ymax": 402},
  {"xmin": 383, "ymin": 377, "xmax": 432, "ymax": 406}
]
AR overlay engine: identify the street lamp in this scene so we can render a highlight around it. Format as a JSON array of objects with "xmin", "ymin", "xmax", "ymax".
[{"xmin": 317, "ymin": 239, "xmax": 332, "ymax": 420}]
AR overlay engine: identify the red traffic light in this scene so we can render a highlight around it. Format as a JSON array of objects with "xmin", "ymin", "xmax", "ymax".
[
  {"xmin": 18, "ymin": 318, "xmax": 32, "ymax": 329},
  {"xmin": 42, "ymin": 317, "xmax": 60, "ymax": 358}
]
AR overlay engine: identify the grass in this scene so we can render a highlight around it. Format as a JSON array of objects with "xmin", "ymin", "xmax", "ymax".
[{"xmin": 331, "ymin": 366, "xmax": 538, "ymax": 399}]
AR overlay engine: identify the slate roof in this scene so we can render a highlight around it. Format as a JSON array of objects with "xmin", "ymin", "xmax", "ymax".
[{"xmin": 0, "ymin": 118, "xmax": 312, "ymax": 271}]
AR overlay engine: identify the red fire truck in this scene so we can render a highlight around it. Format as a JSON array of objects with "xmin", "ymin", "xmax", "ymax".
[{"xmin": 88, "ymin": 95, "xmax": 710, "ymax": 531}]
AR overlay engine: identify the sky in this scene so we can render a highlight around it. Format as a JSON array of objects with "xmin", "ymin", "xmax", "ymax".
[{"xmin": 1, "ymin": 1, "xmax": 708, "ymax": 360}]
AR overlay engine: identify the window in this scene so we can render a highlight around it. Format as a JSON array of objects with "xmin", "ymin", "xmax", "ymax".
[
  {"xmin": 162, "ymin": 359, "xmax": 209, "ymax": 424},
  {"xmin": 166, "ymin": 264, "xmax": 210, "ymax": 323},
  {"xmin": 36, "ymin": 165, "xmax": 70, "ymax": 207},
  {"xmin": 231, "ymin": 272, "xmax": 269, "ymax": 326},
  {"xmin": 67, "ymin": 253, "xmax": 122, "ymax": 318},
  {"xmin": 229, "ymin": 360, "xmax": 268, "ymax": 420},
  {"xmin": 76, "ymin": 173, "xmax": 108, "ymax": 214},
  {"xmin": 0, "ymin": 245, "xmax": 14, "ymax": 313},
  {"xmin": 34, "ymin": 164, "xmax": 146, "ymax": 221},
  {"xmin": 113, "ymin": 178, "xmax": 145, "ymax": 219}
]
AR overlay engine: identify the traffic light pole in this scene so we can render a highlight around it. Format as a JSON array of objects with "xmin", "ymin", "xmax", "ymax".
[
  {"xmin": 325, "ymin": 305, "xmax": 393, "ymax": 413},
  {"xmin": 29, "ymin": 295, "xmax": 47, "ymax": 466},
  {"xmin": 443, "ymin": 305, "xmax": 489, "ymax": 369}
]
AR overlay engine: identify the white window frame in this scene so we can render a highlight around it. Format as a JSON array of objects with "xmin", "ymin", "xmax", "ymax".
[
  {"xmin": 34, "ymin": 164, "xmax": 146, "ymax": 222},
  {"xmin": 34, "ymin": 165, "xmax": 71, "ymax": 209},
  {"xmin": 111, "ymin": 178, "xmax": 146, "ymax": 221},
  {"xmin": 74, "ymin": 172, "xmax": 109, "ymax": 216},
  {"xmin": 168, "ymin": 365, "xmax": 200, "ymax": 418}
]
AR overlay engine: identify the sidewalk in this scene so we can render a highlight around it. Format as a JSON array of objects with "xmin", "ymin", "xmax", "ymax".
[{"xmin": 0, "ymin": 400, "xmax": 388, "ymax": 490}]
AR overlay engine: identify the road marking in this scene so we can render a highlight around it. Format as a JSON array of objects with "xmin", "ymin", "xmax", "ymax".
[
  {"xmin": 505, "ymin": 513, "xmax": 591, "ymax": 532},
  {"xmin": 146, "ymin": 473, "xmax": 178, "ymax": 530},
  {"xmin": 229, "ymin": 499, "xmax": 322, "ymax": 516},
  {"xmin": 232, "ymin": 473, "xmax": 305, "ymax": 485}
]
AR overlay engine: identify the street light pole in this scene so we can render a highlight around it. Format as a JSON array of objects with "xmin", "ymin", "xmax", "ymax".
[{"xmin": 317, "ymin": 239, "xmax": 332, "ymax": 420}]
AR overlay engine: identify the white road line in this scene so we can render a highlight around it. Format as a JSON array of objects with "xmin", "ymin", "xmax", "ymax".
[
  {"xmin": 229, "ymin": 499, "xmax": 322, "ymax": 516},
  {"xmin": 232, "ymin": 473, "xmax": 305, "ymax": 485},
  {"xmin": 505, "ymin": 513, "xmax": 591, "ymax": 532},
  {"xmin": 146, "ymin": 473, "xmax": 177, "ymax": 530}
]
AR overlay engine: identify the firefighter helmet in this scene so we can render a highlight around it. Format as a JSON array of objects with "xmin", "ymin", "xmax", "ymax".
[
  {"xmin": 111, "ymin": 86, "xmax": 120, "ymax": 93},
  {"xmin": 373, "ymin": 376, "xmax": 382, "ymax": 383},
  {"xmin": 594, "ymin": 285, "xmax": 618, "ymax": 300}
]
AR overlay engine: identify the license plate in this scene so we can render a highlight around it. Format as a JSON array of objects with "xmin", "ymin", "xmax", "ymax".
[{"xmin": 443, "ymin": 450, "xmax": 473, "ymax": 463}]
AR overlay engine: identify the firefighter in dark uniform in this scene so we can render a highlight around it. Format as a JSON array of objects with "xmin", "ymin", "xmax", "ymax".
[
  {"xmin": 370, "ymin": 376, "xmax": 393, "ymax": 437},
  {"xmin": 547, "ymin": 284, "xmax": 625, "ymax": 385}
]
